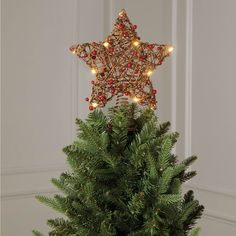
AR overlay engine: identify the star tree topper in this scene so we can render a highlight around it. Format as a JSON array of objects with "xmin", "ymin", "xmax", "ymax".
[{"xmin": 70, "ymin": 9, "xmax": 173, "ymax": 110}]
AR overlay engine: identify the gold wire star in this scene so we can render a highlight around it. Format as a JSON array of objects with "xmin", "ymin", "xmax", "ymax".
[{"xmin": 70, "ymin": 9, "xmax": 173, "ymax": 110}]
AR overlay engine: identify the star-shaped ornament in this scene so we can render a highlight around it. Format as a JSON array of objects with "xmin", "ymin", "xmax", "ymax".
[{"xmin": 70, "ymin": 9, "xmax": 173, "ymax": 110}]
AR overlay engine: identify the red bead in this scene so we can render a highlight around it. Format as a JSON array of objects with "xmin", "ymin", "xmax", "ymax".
[
  {"xmin": 91, "ymin": 80, "xmax": 95, "ymax": 84},
  {"xmin": 109, "ymin": 47, "xmax": 114, "ymax": 53},
  {"xmin": 111, "ymin": 88, "xmax": 116, "ymax": 94},
  {"xmin": 83, "ymin": 53, "xmax": 88, "ymax": 57},
  {"xmin": 124, "ymin": 83, "xmax": 129, "ymax": 88},
  {"xmin": 132, "ymin": 24, "xmax": 137, "ymax": 30},
  {"xmin": 118, "ymin": 23, "xmax": 125, "ymax": 29},
  {"xmin": 139, "ymin": 57, "xmax": 144, "ymax": 61},
  {"xmin": 147, "ymin": 44, "xmax": 154, "ymax": 49},
  {"xmin": 152, "ymin": 89, "xmax": 157, "ymax": 94},
  {"xmin": 91, "ymin": 50, "xmax": 97, "ymax": 56},
  {"xmin": 124, "ymin": 91, "xmax": 129, "ymax": 96},
  {"xmin": 69, "ymin": 46, "xmax": 75, "ymax": 52},
  {"xmin": 157, "ymin": 60, "xmax": 162, "ymax": 65},
  {"xmin": 89, "ymin": 105, "xmax": 94, "ymax": 111},
  {"xmin": 157, "ymin": 46, "xmax": 162, "ymax": 51},
  {"xmin": 85, "ymin": 97, "xmax": 89, "ymax": 102},
  {"xmin": 127, "ymin": 63, "xmax": 132, "ymax": 68},
  {"xmin": 108, "ymin": 79, "xmax": 113, "ymax": 84},
  {"xmin": 133, "ymin": 51, "xmax": 138, "ymax": 56},
  {"xmin": 99, "ymin": 96, "xmax": 105, "ymax": 101}
]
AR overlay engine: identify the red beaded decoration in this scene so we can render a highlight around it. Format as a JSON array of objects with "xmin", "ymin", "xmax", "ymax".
[{"xmin": 69, "ymin": 9, "xmax": 173, "ymax": 110}]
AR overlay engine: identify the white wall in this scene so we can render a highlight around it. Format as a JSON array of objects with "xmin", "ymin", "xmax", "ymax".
[
  {"xmin": 183, "ymin": 0, "xmax": 236, "ymax": 234},
  {"xmin": 1, "ymin": 0, "xmax": 236, "ymax": 235},
  {"xmin": 1, "ymin": 0, "xmax": 105, "ymax": 235}
]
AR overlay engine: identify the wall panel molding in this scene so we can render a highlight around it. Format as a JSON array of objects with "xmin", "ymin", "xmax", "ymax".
[
  {"xmin": 184, "ymin": 183, "xmax": 236, "ymax": 228},
  {"xmin": 70, "ymin": 0, "xmax": 80, "ymax": 139},
  {"xmin": 1, "ymin": 188, "xmax": 59, "ymax": 200},
  {"xmin": 185, "ymin": 182, "xmax": 236, "ymax": 198},
  {"xmin": 184, "ymin": 0, "xmax": 193, "ymax": 158},
  {"xmin": 203, "ymin": 210, "xmax": 236, "ymax": 227},
  {"xmin": 180, "ymin": 1, "xmax": 236, "ymax": 234},
  {"xmin": 171, "ymin": 0, "xmax": 177, "ymax": 135},
  {"xmin": 1, "ymin": 165, "xmax": 67, "ymax": 176}
]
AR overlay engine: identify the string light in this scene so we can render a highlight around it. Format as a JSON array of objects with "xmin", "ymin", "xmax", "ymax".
[
  {"xmin": 147, "ymin": 70, "xmax": 153, "ymax": 76},
  {"xmin": 119, "ymin": 10, "xmax": 125, "ymax": 17},
  {"xmin": 103, "ymin": 42, "xmax": 109, "ymax": 48},
  {"xmin": 133, "ymin": 97, "xmax": 140, "ymax": 102},
  {"xmin": 92, "ymin": 102, "xmax": 98, "ymax": 108},
  {"xmin": 168, "ymin": 46, "xmax": 174, "ymax": 53},
  {"xmin": 91, "ymin": 68, "xmax": 97, "ymax": 74},
  {"xmin": 69, "ymin": 48, "xmax": 76, "ymax": 54},
  {"xmin": 133, "ymin": 41, "xmax": 140, "ymax": 47}
]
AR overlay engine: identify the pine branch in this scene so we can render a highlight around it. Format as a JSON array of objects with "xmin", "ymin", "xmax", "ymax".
[
  {"xmin": 188, "ymin": 227, "xmax": 201, "ymax": 236},
  {"xmin": 184, "ymin": 204, "xmax": 204, "ymax": 232},
  {"xmin": 76, "ymin": 119, "xmax": 106, "ymax": 153},
  {"xmin": 51, "ymin": 178, "xmax": 76, "ymax": 196},
  {"xmin": 158, "ymin": 167, "xmax": 174, "ymax": 194},
  {"xmin": 139, "ymin": 117, "xmax": 157, "ymax": 142},
  {"xmin": 32, "ymin": 230, "xmax": 44, "ymax": 236},
  {"xmin": 159, "ymin": 194, "xmax": 181, "ymax": 205},
  {"xmin": 181, "ymin": 171, "xmax": 197, "ymax": 182},
  {"xmin": 35, "ymin": 195, "xmax": 65, "ymax": 214},
  {"xmin": 128, "ymin": 192, "xmax": 145, "ymax": 216},
  {"xmin": 183, "ymin": 190, "xmax": 194, "ymax": 203},
  {"xmin": 182, "ymin": 156, "xmax": 198, "ymax": 167},
  {"xmin": 158, "ymin": 137, "xmax": 172, "ymax": 170},
  {"xmin": 180, "ymin": 201, "xmax": 199, "ymax": 223},
  {"xmin": 146, "ymin": 152, "xmax": 158, "ymax": 180},
  {"xmin": 156, "ymin": 121, "xmax": 171, "ymax": 137},
  {"xmin": 86, "ymin": 109, "xmax": 107, "ymax": 132}
]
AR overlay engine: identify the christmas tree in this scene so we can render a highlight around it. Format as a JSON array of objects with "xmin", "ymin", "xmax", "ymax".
[{"xmin": 33, "ymin": 10, "xmax": 204, "ymax": 236}]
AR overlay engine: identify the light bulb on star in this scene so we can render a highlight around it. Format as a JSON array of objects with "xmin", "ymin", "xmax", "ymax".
[
  {"xmin": 103, "ymin": 42, "xmax": 109, "ymax": 48},
  {"xmin": 147, "ymin": 70, "xmax": 153, "ymax": 76},
  {"xmin": 133, "ymin": 97, "xmax": 140, "ymax": 103},
  {"xmin": 168, "ymin": 46, "xmax": 174, "ymax": 53},
  {"xmin": 91, "ymin": 68, "xmax": 97, "ymax": 74},
  {"xmin": 92, "ymin": 102, "xmax": 98, "ymax": 108},
  {"xmin": 119, "ymin": 9, "xmax": 126, "ymax": 17},
  {"xmin": 133, "ymin": 40, "xmax": 140, "ymax": 47}
]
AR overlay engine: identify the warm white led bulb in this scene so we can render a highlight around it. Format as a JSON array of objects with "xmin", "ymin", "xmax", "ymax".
[
  {"xmin": 92, "ymin": 102, "xmax": 98, "ymax": 108},
  {"xmin": 119, "ymin": 10, "xmax": 125, "ymax": 17},
  {"xmin": 91, "ymin": 68, "xmax": 97, "ymax": 74},
  {"xmin": 168, "ymin": 46, "xmax": 174, "ymax": 53},
  {"xmin": 133, "ymin": 97, "xmax": 140, "ymax": 102},
  {"xmin": 103, "ymin": 42, "xmax": 109, "ymax": 48},
  {"xmin": 133, "ymin": 41, "xmax": 140, "ymax": 47},
  {"xmin": 147, "ymin": 70, "xmax": 153, "ymax": 76}
]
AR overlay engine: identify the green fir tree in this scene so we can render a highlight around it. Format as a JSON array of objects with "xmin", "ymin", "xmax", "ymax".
[{"xmin": 33, "ymin": 104, "xmax": 204, "ymax": 236}]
